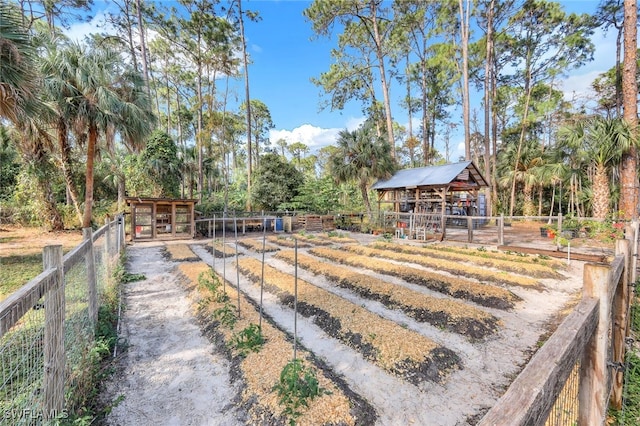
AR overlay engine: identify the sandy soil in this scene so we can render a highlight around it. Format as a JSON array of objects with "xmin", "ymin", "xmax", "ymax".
[
  {"xmin": 103, "ymin": 232, "xmax": 586, "ymax": 425},
  {"xmin": 104, "ymin": 244, "xmax": 240, "ymax": 426}
]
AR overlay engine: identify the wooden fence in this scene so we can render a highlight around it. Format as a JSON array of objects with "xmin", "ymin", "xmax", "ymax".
[
  {"xmin": 478, "ymin": 227, "xmax": 637, "ymax": 425},
  {"xmin": 0, "ymin": 215, "xmax": 125, "ymax": 422}
]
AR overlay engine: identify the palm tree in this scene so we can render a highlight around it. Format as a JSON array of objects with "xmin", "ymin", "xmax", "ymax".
[
  {"xmin": 497, "ymin": 138, "xmax": 545, "ymax": 217},
  {"xmin": 39, "ymin": 37, "xmax": 86, "ymax": 225},
  {"xmin": 0, "ymin": 2, "xmax": 38, "ymax": 124},
  {"xmin": 583, "ymin": 117, "xmax": 633, "ymax": 219},
  {"xmin": 63, "ymin": 43, "xmax": 154, "ymax": 227},
  {"xmin": 329, "ymin": 123, "xmax": 396, "ymax": 219}
]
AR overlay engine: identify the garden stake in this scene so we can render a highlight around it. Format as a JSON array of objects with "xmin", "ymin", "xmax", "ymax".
[
  {"xmin": 211, "ymin": 214, "xmax": 216, "ymax": 277},
  {"xmin": 234, "ymin": 215, "xmax": 241, "ymax": 318},
  {"xmin": 294, "ymin": 239, "xmax": 298, "ymax": 361},
  {"xmin": 222, "ymin": 211, "xmax": 227, "ymax": 294},
  {"xmin": 259, "ymin": 221, "xmax": 266, "ymax": 330}
]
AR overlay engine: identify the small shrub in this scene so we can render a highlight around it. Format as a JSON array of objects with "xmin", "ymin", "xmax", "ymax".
[
  {"xmin": 229, "ymin": 323, "xmax": 264, "ymax": 356},
  {"xmin": 213, "ymin": 303, "xmax": 237, "ymax": 329},
  {"xmin": 273, "ymin": 359, "xmax": 330, "ymax": 425},
  {"xmin": 198, "ymin": 270, "xmax": 220, "ymax": 293}
]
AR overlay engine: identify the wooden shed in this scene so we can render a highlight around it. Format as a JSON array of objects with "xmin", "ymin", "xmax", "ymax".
[
  {"xmin": 371, "ymin": 161, "xmax": 488, "ymax": 216},
  {"xmin": 126, "ymin": 197, "xmax": 197, "ymax": 241}
]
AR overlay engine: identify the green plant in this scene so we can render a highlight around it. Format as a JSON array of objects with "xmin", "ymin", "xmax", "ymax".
[
  {"xmin": 229, "ymin": 323, "xmax": 264, "ymax": 356},
  {"xmin": 198, "ymin": 270, "xmax": 220, "ymax": 293},
  {"xmin": 379, "ymin": 232, "xmax": 393, "ymax": 242},
  {"xmin": 554, "ymin": 236, "xmax": 570, "ymax": 248},
  {"xmin": 213, "ymin": 303, "xmax": 237, "ymax": 329},
  {"xmin": 198, "ymin": 270, "xmax": 228, "ymax": 302},
  {"xmin": 273, "ymin": 359, "xmax": 330, "ymax": 424},
  {"xmin": 121, "ymin": 272, "xmax": 145, "ymax": 283}
]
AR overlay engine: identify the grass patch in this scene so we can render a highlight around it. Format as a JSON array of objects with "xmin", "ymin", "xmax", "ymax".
[{"xmin": 0, "ymin": 253, "xmax": 43, "ymax": 300}]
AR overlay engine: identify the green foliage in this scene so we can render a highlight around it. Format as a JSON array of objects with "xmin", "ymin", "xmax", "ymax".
[
  {"xmin": 251, "ymin": 153, "xmax": 304, "ymax": 211},
  {"xmin": 213, "ymin": 302, "xmax": 237, "ymax": 329},
  {"xmin": 123, "ymin": 154, "xmax": 156, "ymax": 197},
  {"xmin": 198, "ymin": 270, "xmax": 228, "ymax": 302},
  {"xmin": 273, "ymin": 359, "xmax": 330, "ymax": 425},
  {"xmin": 0, "ymin": 125, "xmax": 19, "ymax": 200},
  {"xmin": 141, "ymin": 130, "xmax": 181, "ymax": 198},
  {"xmin": 285, "ymin": 176, "xmax": 342, "ymax": 214},
  {"xmin": 229, "ymin": 323, "xmax": 264, "ymax": 356}
]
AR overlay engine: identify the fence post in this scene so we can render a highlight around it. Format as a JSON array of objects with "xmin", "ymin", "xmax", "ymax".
[
  {"xmin": 105, "ymin": 217, "xmax": 112, "ymax": 258},
  {"xmin": 84, "ymin": 228, "xmax": 98, "ymax": 327},
  {"xmin": 498, "ymin": 214, "xmax": 504, "ymax": 246},
  {"xmin": 43, "ymin": 245, "xmax": 65, "ymax": 420},
  {"xmin": 558, "ymin": 212, "xmax": 563, "ymax": 233},
  {"xmin": 119, "ymin": 214, "xmax": 126, "ymax": 253},
  {"xmin": 611, "ymin": 239, "xmax": 630, "ymax": 409},
  {"xmin": 467, "ymin": 216, "xmax": 473, "ymax": 243},
  {"xmin": 578, "ymin": 262, "xmax": 611, "ymax": 425}
]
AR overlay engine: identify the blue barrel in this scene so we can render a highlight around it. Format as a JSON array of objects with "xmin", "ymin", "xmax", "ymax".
[
  {"xmin": 275, "ymin": 218, "xmax": 284, "ymax": 232},
  {"xmin": 263, "ymin": 219, "xmax": 272, "ymax": 230}
]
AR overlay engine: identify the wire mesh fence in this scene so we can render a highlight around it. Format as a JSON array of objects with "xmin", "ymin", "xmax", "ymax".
[
  {"xmin": 0, "ymin": 216, "xmax": 124, "ymax": 425},
  {"xmin": 545, "ymin": 361, "xmax": 581, "ymax": 426}
]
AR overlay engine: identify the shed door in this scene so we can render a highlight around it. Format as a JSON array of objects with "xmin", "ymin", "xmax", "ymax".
[{"xmin": 133, "ymin": 204, "xmax": 153, "ymax": 239}]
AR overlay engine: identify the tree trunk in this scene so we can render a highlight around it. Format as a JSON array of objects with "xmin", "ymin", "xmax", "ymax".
[
  {"xmin": 483, "ymin": 0, "xmax": 494, "ymax": 217},
  {"xmin": 116, "ymin": 176, "xmax": 124, "ymax": 212},
  {"xmin": 370, "ymin": 4, "xmax": 395, "ymax": 158},
  {"xmin": 459, "ymin": 0, "xmax": 471, "ymax": 161},
  {"xmin": 592, "ymin": 165, "xmax": 610, "ymax": 219},
  {"xmin": 360, "ymin": 180, "xmax": 372, "ymax": 221},
  {"xmin": 620, "ymin": 0, "xmax": 638, "ymax": 220},
  {"xmin": 39, "ymin": 177, "xmax": 64, "ymax": 231},
  {"xmin": 135, "ymin": 0, "xmax": 151, "ymax": 98},
  {"xmin": 57, "ymin": 118, "xmax": 83, "ymax": 225},
  {"xmin": 238, "ymin": 0, "xmax": 252, "ymax": 211},
  {"xmin": 522, "ymin": 182, "xmax": 535, "ymax": 216},
  {"xmin": 82, "ymin": 122, "xmax": 97, "ymax": 228},
  {"xmin": 509, "ymin": 84, "xmax": 533, "ymax": 217}
]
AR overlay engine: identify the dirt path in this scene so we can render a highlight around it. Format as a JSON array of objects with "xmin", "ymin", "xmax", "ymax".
[{"xmin": 105, "ymin": 243, "xmax": 240, "ymax": 426}]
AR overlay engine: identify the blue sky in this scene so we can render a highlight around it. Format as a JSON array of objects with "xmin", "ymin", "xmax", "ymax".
[{"xmin": 66, "ymin": 0, "xmax": 618, "ymax": 159}]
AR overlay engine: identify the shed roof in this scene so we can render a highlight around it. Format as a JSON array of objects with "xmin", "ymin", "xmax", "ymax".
[{"xmin": 371, "ymin": 161, "xmax": 487, "ymax": 191}]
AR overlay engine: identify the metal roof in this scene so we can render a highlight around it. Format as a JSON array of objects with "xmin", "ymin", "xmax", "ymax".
[{"xmin": 371, "ymin": 161, "xmax": 487, "ymax": 190}]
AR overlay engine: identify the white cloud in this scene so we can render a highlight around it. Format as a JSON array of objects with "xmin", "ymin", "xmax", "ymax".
[
  {"xmin": 345, "ymin": 116, "xmax": 366, "ymax": 131},
  {"xmin": 269, "ymin": 124, "xmax": 341, "ymax": 149},
  {"xmin": 559, "ymin": 70, "xmax": 601, "ymax": 101},
  {"xmin": 559, "ymin": 26, "xmax": 617, "ymax": 101},
  {"xmin": 63, "ymin": 10, "xmax": 114, "ymax": 42},
  {"xmin": 269, "ymin": 116, "xmax": 366, "ymax": 151}
]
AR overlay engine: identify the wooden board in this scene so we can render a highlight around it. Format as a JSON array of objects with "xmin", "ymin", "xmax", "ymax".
[{"xmin": 497, "ymin": 245, "xmax": 609, "ymax": 263}]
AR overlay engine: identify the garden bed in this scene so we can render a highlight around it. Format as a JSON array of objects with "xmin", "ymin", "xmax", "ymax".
[
  {"xmin": 309, "ymin": 246, "xmax": 521, "ymax": 310},
  {"xmin": 267, "ymin": 235, "xmax": 313, "ymax": 248},
  {"xmin": 370, "ymin": 242, "xmax": 566, "ymax": 280},
  {"xmin": 177, "ymin": 262, "xmax": 376, "ymax": 425},
  {"xmin": 237, "ymin": 238, "xmax": 280, "ymax": 253},
  {"xmin": 164, "ymin": 243, "xmax": 201, "ymax": 262},
  {"xmin": 236, "ymin": 257, "xmax": 462, "ymax": 385},
  {"xmin": 273, "ymin": 250, "xmax": 500, "ymax": 340},
  {"xmin": 342, "ymin": 245, "xmax": 541, "ymax": 288}
]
